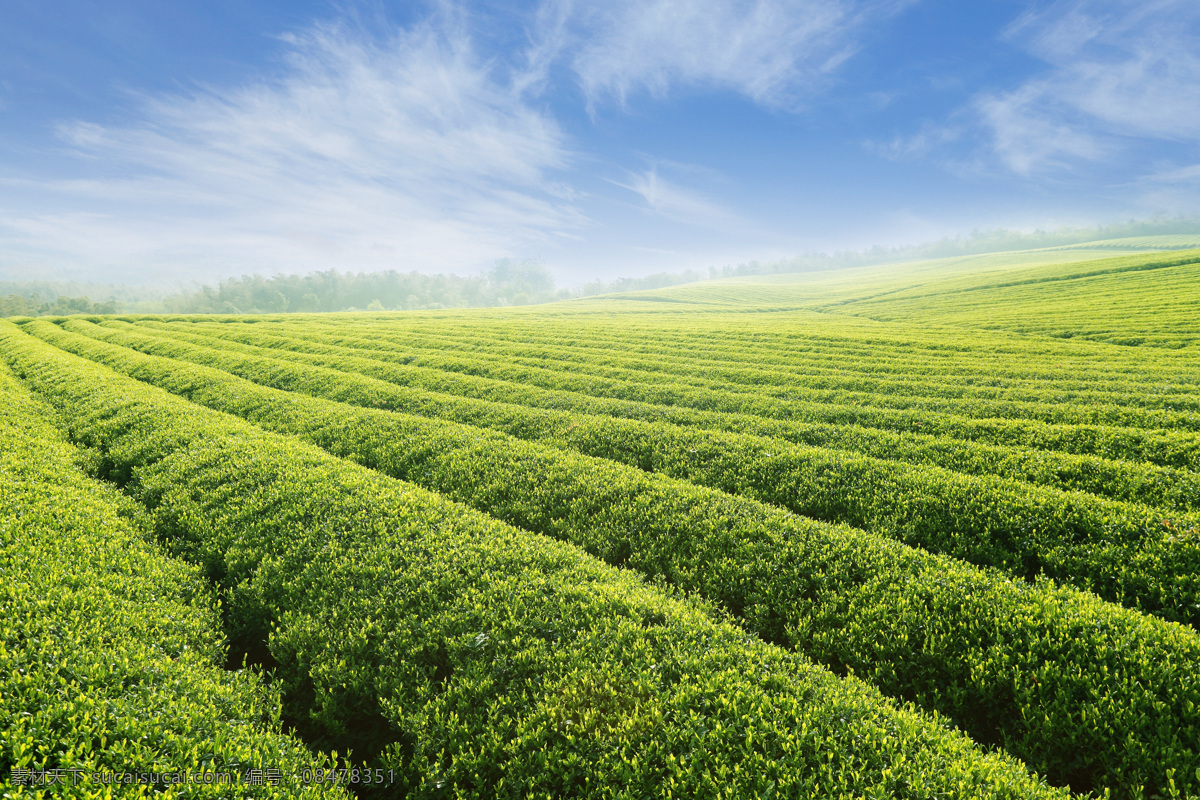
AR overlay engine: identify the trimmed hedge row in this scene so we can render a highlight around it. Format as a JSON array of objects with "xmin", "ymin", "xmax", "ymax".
[
  {"xmin": 254, "ymin": 319, "xmax": 1200, "ymax": 415},
  {"xmin": 0, "ymin": 362, "xmax": 348, "ymax": 799},
  {"xmin": 353, "ymin": 311, "xmax": 1198, "ymax": 391},
  {"xmin": 26, "ymin": 318, "xmax": 1200, "ymax": 798},
  {"xmin": 0, "ymin": 321, "xmax": 1069, "ymax": 800},
  {"xmin": 137, "ymin": 316, "xmax": 1200, "ymax": 433},
  {"xmin": 58, "ymin": 318, "xmax": 1200, "ymax": 627},
  {"xmin": 129, "ymin": 317, "xmax": 1200, "ymax": 488}
]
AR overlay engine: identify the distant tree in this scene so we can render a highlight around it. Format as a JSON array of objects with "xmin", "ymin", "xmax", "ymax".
[
  {"xmin": 487, "ymin": 258, "xmax": 556, "ymax": 305},
  {"xmin": 0, "ymin": 294, "xmax": 36, "ymax": 317}
]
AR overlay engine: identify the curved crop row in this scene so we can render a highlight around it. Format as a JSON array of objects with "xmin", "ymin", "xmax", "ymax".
[
  {"xmin": 0, "ymin": 363, "xmax": 346, "ymax": 799},
  {"xmin": 124, "ymin": 317, "xmax": 1200, "ymax": 472},
  {"xmin": 23, "ymin": 318, "xmax": 1200, "ymax": 798},
  {"xmin": 177, "ymin": 316, "xmax": 1200, "ymax": 510},
  {"xmin": 198, "ymin": 304, "xmax": 1198, "ymax": 391},
  {"xmin": 142, "ymin": 297, "xmax": 1200, "ymax": 389},
  {"xmin": 132, "ymin": 317, "xmax": 1199, "ymax": 432},
  {"xmin": 0, "ymin": 320, "xmax": 1069, "ymax": 800},
  {"xmin": 253, "ymin": 319, "xmax": 1200, "ymax": 414},
  {"xmin": 54, "ymin": 317, "xmax": 1200, "ymax": 625},
  {"xmin": 101, "ymin": 319, "xmax": 1200, "ymax": 511}
]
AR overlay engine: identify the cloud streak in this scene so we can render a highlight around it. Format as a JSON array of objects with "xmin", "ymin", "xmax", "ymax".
[
  {"xmin": 972, "ymin": 86, "xmax": 1108, "ymax": 177},
  {"xmin": 533, "ymin": 0, "xmax": 910, "ymax": 111},
  {"xmin": 0, "ymin": 9, "xmax": 582, "ymax": 282},
  {"xmin": 611, "ymin": 167, "xmax": 745, "ymax": 228},
  {"xmin": 978, "ymin": 0, "xmax": 1200, "ymax": 176}
]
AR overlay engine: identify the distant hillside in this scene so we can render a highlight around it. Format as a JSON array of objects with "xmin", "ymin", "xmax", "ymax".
[
  {"xmin": 4, "ymin": 219, "xmax": 1200, "ymax": 317},
  {"xmin": 1044, "ymin": 234, "xmax": 1200, "ymax": 251},
  {"xmin": 611, "ymin": 246, "xmax": 1200, "ymax": 350}
]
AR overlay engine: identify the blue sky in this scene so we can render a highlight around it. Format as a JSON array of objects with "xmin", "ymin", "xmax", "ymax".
[{"xmin": 2, "ymin": 0, "xmax": 1198, "ymax": 286}]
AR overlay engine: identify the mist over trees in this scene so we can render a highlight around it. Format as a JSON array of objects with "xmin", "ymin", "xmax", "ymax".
[
  {"xmin": 0, "ymin": 294, "xmax": 120, "ymax": 318},
  {"xmin": 159, "ymin": 259, "xmax": 565, "ymax": 314},
  {"xmin": 3, "ymin": 217, "xmax": 1197, "ymax": 317},
  {"xmin": 871, "ymin": 217, "xmax": 1200, "ymax": 260},
  {"xmin": 141, "ymin": 217, "xmax": 1200, "ymax": 314},
  {"xmin": 154, "ymin": 260, "xmax": 712, "ymax": 313},
  {"xmin": 0, "ymin": 279, "xmax": 168, "ymax": 318}
]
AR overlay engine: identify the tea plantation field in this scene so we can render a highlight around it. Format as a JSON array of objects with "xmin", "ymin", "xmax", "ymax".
[{"xmin": 3, "ymin": 245, "xmax": 1200, "ymax": 798}]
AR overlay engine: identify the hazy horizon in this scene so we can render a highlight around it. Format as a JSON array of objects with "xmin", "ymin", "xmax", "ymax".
[{"xmin": 3, "ymin": 0, "xmax": 1199, "ymax": 286}]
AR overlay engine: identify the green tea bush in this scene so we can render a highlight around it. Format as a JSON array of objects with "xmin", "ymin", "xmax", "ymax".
[
  {"xmin": 316, "ymin": 320, "xmax": 1200, "ymax": 412},
  {"xmin": 0, "ymin": 319, "xmax": 1067, "ymax": 800},
  {"xmin": 20, "ymin": 319, "xmax": 1200, "ymax": 798},
  {"xmin": 129, "ymin": 316, "xmax": 1200, "ymax": 471},
  {"xmin": 53, "ymin": 318, "xmax": 1200, "ymax": 626},
  {"xmin": 140, "ymin": 316, "xmax": 1200, "ymax": 431},
  {"xmin": 129, "ymin": 317, "xmax": 1200, "ymax": 511},
  {"xmin": 0, "ymin": 362, "xmax": 348, "ymax": 800}
]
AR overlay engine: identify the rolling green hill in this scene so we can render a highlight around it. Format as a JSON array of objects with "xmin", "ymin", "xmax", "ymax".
[{"xmin": 3, "ymin": 245, "xmax": 1199, "ymax": 799}]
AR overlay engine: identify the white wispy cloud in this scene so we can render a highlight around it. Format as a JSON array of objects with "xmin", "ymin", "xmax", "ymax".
[
  {"xmin": 977, "ymin": 0, "xmax": 1200, "ymax": 176},
  {"xmin": 971, "ymin": 84, "xmax": 1109, "ymax": 176},
  {"xmin": 868, "ymin": 120, "xmax": 963, "ymax": 162},
  {"xmin": 1144, "ymin": 163, "xmax": 1200, "ymax": 184},
  {"xmin": 531, "ymin": 0, "xmax": 911, "ymax": 110},
  {"xmin": 611, "ymin": 167, "xmax": 745, "ymax": 228},
  {"xmin": 0, "ymin": 9, "xmax": 582, "ymax": 282}
]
